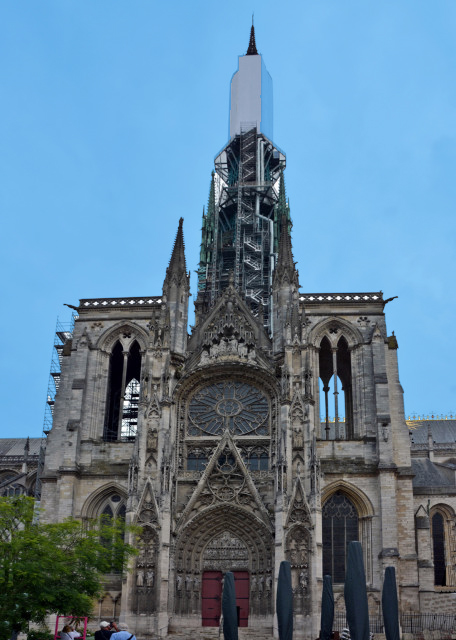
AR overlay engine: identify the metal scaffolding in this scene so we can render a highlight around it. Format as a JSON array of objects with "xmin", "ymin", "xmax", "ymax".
[
  {"xmin": 197, "ymin": 126, "xmax": 287, "ymax": 333},
  {"xmin": 36, "ymin": 313, "xmax": 76, "ymax": 502}
]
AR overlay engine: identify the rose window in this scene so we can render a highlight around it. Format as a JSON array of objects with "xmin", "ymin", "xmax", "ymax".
[{"xmin": 188, "ymin": 381, "xmax": 269, "ymax": 436}]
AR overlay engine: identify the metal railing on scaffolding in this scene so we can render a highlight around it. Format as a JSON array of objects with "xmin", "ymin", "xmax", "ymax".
[{"xmin": 35, "ymin": 312, "xmax": 77, "ymax": 504}]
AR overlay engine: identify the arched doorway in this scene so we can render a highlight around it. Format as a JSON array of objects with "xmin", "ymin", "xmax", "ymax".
[
  {"xmin": 201, "ymin": 531, "xmax": 249, "ymax": 627},
  {"xmin": 174, "ymin": 506, "xmax": 274, "ymax": 626}
]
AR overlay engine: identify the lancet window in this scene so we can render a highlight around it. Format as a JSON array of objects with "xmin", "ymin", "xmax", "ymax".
[
  {"xmin": 99, "ymin": 494, "xmax": 127, "ymax": 573},
  {"xmin": 104, "ymin": 340, "xmax": 141, "ymax": 442},
  {"xmin": 187, "ymin": 450, "xmax": 208, "ymax": 471},
  {"xmin": 431, "ymin": 506, "xmax": 456, "ymax": 588},
  {"xmin": 242, "ymin": 447, "xmax": 269, "ymax": 471},
  {"xmin": 322, "ymin": 492, "xmax": 359, "ymax": 583},
  {"xmin": 0, "ymin": 473, "xmax": 24, "ymax": 497},
  {"xmin": 319, "ymin": 335, "xmax": 353, "ymax": 440}
]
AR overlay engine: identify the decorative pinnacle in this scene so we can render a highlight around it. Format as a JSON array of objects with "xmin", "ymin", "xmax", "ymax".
[
  {"xmin": 165, "ymin": 217, "xmax": 187, "ymax": 285},
  {"xmin": 246, "ymin": 24, "xmax": 258, "ymax": 55},
  {"xmin": 273, "ymin": 213, "xmax": 299, "ymax": 288},
  {"xmin": 278, "ymin": 214, "xmax": 294, "ymax": 272}
]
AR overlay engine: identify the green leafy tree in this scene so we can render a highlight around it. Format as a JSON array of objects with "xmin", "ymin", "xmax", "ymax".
[{"xmin": 0, "ymin": 496, "xmax": 138, "ymax": 640}]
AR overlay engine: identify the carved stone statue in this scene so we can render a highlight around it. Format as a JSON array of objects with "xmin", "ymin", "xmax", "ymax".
[
  {"xmin": 258, "ymin": 575, "xmax": 264, "ymax": 593},
  {"xmin": 299, "ymin": 569, "xmax": 308, "ymax": 590}
]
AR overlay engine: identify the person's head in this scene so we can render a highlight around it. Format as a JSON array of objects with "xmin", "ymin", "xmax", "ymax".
[
  {"xmin": 118, "ymin": 623, "xmax": 129, "ymax": 631},
  {"xmin": 100, "ymin": 622, "xmax": 110, "ymax": 629},
  {"xmin": 62, "ymin": 626, "xmax": 72, "ymax": 633}
]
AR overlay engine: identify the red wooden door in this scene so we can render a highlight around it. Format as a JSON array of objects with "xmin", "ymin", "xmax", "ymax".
[
  {"xmin": 233, "ymin": 571, "xmax": 249, "ymax": 627},
  {"xmin": 201, "ymin": 571, "xmax": 250, "ymax": 627},
  {"xmin": 202, "ymin": 571, "xmax": 222, "ymax": 627}
]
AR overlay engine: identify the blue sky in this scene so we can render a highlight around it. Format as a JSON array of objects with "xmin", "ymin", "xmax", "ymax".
[{"xmin": 1, "ymin": 1, "xmax": 455, "ymax": 438}]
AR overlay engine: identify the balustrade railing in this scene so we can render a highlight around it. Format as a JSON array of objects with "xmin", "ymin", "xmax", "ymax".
[{"xmin": 79, "ymin": 296, "xmax": 163, "ymax": 308}]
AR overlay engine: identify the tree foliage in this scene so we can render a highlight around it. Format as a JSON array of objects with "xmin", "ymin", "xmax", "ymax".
[{"xmin": 0, "ymin": 496, "xmax": 138, "ymax": 639}]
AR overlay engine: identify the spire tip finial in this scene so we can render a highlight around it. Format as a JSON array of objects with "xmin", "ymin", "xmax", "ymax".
[{"xmin": 246, "ymin": 21, "xmax": 258, "ymax": 55}]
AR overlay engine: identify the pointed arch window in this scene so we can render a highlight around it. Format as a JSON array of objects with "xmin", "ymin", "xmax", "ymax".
[
  {"xmin": 243, "ymin": 448, "xmax": 269, "ymax": 471},
  {"xmin": 431, "ymin": 506, "xmax": 456, "ymax": 587},
  {"xmin": 121, "ymin": 378, "xmax": 140, "ymax": 439},
  {"xmin": 104, "ymin": 339, "xmax": 142, "ymax": 442},
  {"xmin": 319, "ymin": 334, "xmax": 353, "ymax": 440},
  {"xmin": 99, "ymin": 495, "xmax": 127, "ymax": 574},
  {"xmin": 432, "ymin": 512, "xmax": 446, "ymax": 586},
  {"xmin": 187, "ymin": 450, "xmax": 208, "ymax": 471},
  {"xmin": 322, "ymin": 492, "xmax": 359, "ymax": 583}
]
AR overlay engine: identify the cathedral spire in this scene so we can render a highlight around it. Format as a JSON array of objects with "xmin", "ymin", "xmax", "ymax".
[
  {"xmin": 274, "ymin": 170, "xmax": 291, "ymax": 252},
  {"xmin": 164, "ymin": 218, "xmax": 188, "ymax": 289},
  {"xmin": 163, "ymin": 218, "xmax": 189, "ymax": 354},
  {"xmin": 273, "ymin": 214, "xmax": 299, "ymax": 288},
  {"xmin": 246, "ymin": 24, "xmax": 258, "ymax": 55}
]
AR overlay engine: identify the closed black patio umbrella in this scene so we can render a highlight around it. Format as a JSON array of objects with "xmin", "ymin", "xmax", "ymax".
[
  {"xmin": 320, "ymin": 574, "xmax": 334, "ymax": 640},
  {"xmin": 222, "ymin": 571, "xmax": 238, "ymax": 640},
  {"xmin": 276, "ymin": 560, "xmax": 293, "ymax": 640},
  {"xmin": 344, "ymin": 541, "xmax": 369, "ymax": 640},
  {"xmin": 382, "ymin": 566, "xmax": 400, "ymax": 640}
]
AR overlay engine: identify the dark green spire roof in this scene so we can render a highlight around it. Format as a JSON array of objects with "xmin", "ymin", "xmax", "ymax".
[{"xmin": 246, "ymin": 25, "xmax": 258, "ymax": 55}]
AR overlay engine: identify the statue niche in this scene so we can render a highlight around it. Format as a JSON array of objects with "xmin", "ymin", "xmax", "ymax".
[
  {"xmin": 134, "ymin": 526, "xmax": 158, "ymax": 614},
  {"xmin": 286, "ymin": 526, "xmax": 311, "ymax": 615}
]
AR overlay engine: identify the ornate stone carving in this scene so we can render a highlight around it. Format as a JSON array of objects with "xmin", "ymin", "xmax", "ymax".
[
  {"xmin": 134, "ymin": 525, "xmax": 158, "ymax": 614},
  {"xmin": 187, "ymin": 381, "xmax": 269, "ymax": 437},
  {"xmin": 203, "ymin": 531, "xmax": 248, "ymax": 570},
  {"xmin": 286, "ymin": 525, "xmax": 311, "ymax": 615}
]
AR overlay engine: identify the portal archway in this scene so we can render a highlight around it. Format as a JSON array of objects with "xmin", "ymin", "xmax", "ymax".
[{"xmin": 174, "ymin": 505, "xmax": 274, "ymax": 622}]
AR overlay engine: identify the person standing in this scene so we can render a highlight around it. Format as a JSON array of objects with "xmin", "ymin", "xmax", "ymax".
[
  {"xmin": 110, "ymin": 622, "xmax": 136, "ymax": 640},
  {"xmin": 94, "ymin": 621, "xmax": 118, "ymax": 640},
  {"xmin": 60, "ymin": 625, "xmax": 81, "ymax": 640}
]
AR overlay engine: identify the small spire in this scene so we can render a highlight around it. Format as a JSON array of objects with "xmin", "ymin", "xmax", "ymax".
[
  {"xmin": 164, "ymin": 218, "xmax": 188, "ymax": 288},
  {"xmin": 246, "ymin": 24, "xmax": 258, "ymax": 55},
  {"xmin": 278, "ymin": 214, "xmax": 294, "ymax": 271},
  {"xmin": 207, "ymin": 171, "xmax": 216, "ymax": 229},
  {"xmin": 273, "ymin": 214, "xmax": 299, "ymax": 288},
  {"xmin": 277, "ymin": 170, "xmax": 287, "ymax": 218},
  {"xmin": 274, "ymin": 170, "xmax": 291, "ymax": 252}
]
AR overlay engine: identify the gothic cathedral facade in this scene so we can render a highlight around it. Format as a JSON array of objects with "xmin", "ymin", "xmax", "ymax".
[{"xmin": 39, "ymin": 27, "xmax": 456, "ymax": 638}]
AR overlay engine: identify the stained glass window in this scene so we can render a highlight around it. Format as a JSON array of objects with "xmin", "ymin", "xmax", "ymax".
[
  {"xmin": 432, "ymin": 512, "xmax": 446, "ymax": 586},
  {"xmin": 322, "ymin": 492, "xmax": 358, "ymax": 583},
  {"xmin": 188, "ymin": 381, "xmax": 269, "ymax": 436}
]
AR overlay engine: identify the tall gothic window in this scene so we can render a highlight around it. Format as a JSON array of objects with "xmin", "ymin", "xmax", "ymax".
[
  {"xmin": 430, "ymin": 507, "xmax": 456, "ymax": 588},
  {"xmin": 104, "ymin": 340, "xmax": 141, "ymax": 442},
  {"xmin": 432, "ymin": 511, "xmax": 446, "ymax": 586},
  {"xmin": 100, "ymin": 495, "xmax": 127, "ymax": 573},
  {"xmin": 322, "ymin": 492, "xmax": 359, "ymax": 583},
  {"xmin": 319, "ymin": 335, "xmax": 353, "ymax": 440}
]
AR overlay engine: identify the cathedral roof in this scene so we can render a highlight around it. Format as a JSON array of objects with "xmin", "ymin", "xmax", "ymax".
[
  {"xmin": 0, "ymin": 438, "xmax": 41, "ymax": 458},
  {"xmin": 408, "ymin": 419, "xmax": 456, "ymax": 444},
  {"xmin": 411, "ymin": 458, "xmax": 454, "ymax": 488}
]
